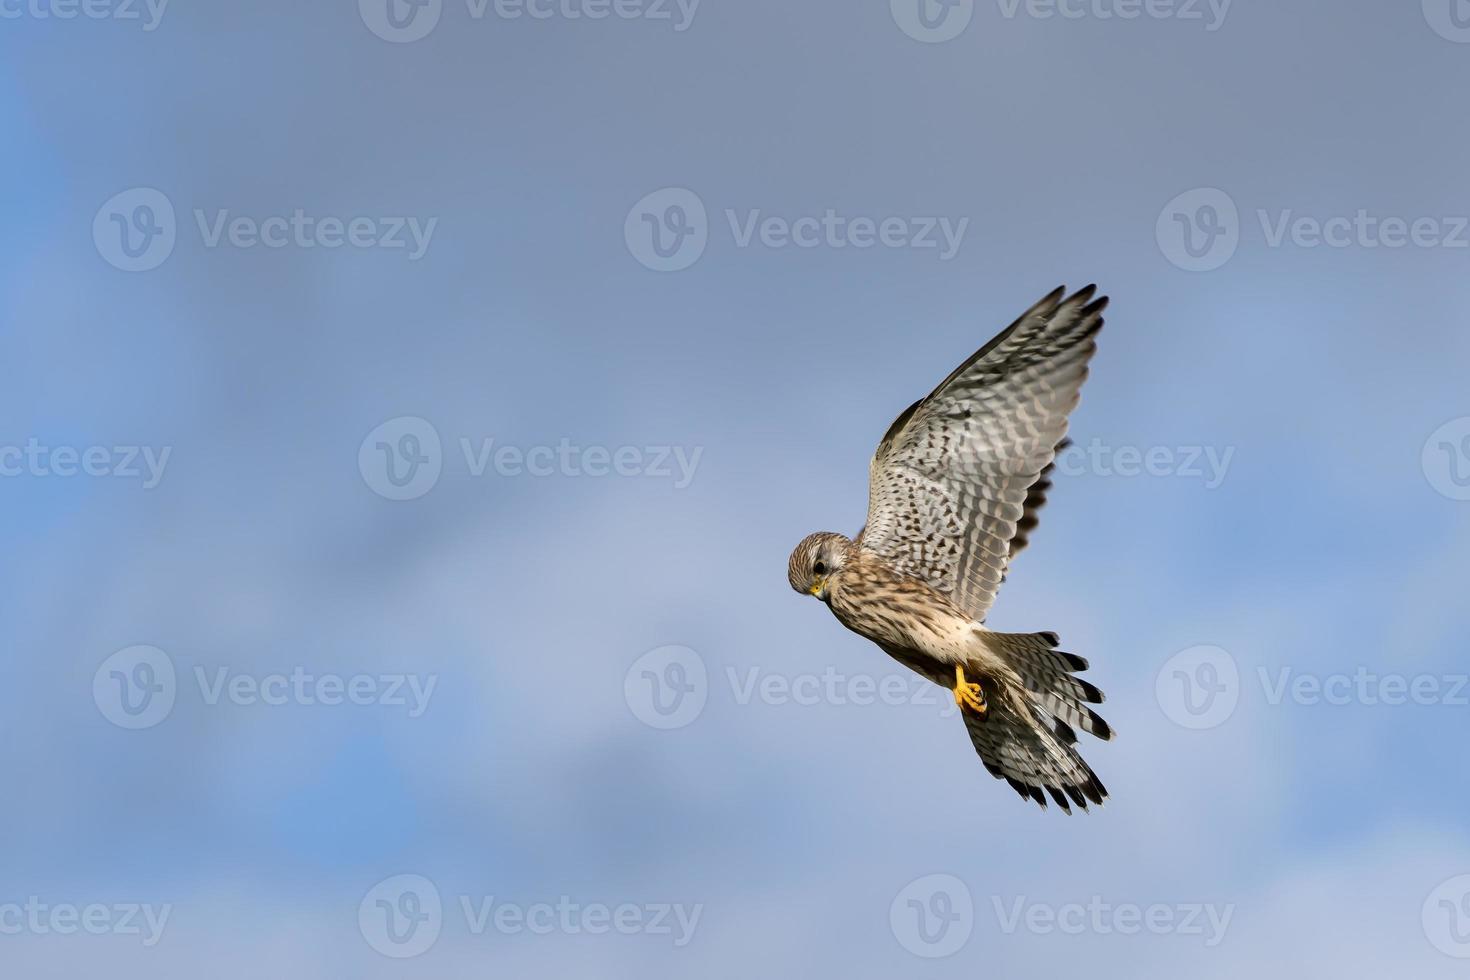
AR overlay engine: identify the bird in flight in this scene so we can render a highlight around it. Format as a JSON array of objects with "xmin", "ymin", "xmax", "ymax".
[{"xmin": 786, "ymin": 286, "xmax": 1114, "ymax": 813}]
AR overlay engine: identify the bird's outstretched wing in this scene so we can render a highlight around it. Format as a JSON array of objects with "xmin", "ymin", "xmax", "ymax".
[
  {"xmin": 1006, "ymin": 437, "xmax": 1069, "ymax": 565},
  {"xmin": 857, "ymin": 286, "xmax": 1105, "ymax": 622}
]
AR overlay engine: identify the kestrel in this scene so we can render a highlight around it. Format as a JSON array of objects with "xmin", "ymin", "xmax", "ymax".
[{"xmin": 787, "ymin": 285, "xmax": 1114, "ymax": 813}]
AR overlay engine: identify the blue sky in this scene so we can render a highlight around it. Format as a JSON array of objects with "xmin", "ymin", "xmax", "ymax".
[{"xmin": 3, "ymin": 0, "xmax": 1470, "ymax": 975}]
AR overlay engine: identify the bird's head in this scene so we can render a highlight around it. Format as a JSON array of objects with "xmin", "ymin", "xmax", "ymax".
[{"xmin": 787, "ymin": 532, "xmax": 852, "ymax": 601}]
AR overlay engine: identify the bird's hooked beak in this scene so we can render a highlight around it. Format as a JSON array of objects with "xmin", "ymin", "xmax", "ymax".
[{"xmin": 808, "ymin": 577, "xmax": 828, "ymax": 599}]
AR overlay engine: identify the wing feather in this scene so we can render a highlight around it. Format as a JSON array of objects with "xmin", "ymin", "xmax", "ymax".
[
  {"xmin": 1008, "ymin": 439, "xmax": 1068, "ymax": 563},
  {"xmin": 857, "ymin": 286, "xmax": 1105, "ymax": 621}
]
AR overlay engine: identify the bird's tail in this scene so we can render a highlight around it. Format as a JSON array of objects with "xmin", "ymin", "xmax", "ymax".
[
  {"xmin": 986, "ymin": 630, "xmax": 1114, "ymax": 742},
  {"xmin": 963, "ymin": 631, "xmax": 1114, "ymax": 813}
]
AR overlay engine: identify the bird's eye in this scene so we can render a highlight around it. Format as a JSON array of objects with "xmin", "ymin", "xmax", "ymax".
[{"xmin": 813, "ymin": 560, "xmax": 827, "ymax": 575}]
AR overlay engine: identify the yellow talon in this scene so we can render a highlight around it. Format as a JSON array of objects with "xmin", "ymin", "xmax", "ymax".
[{"xmin": 953, "ymin": 665, "xmax": 987, "ymax": 716}]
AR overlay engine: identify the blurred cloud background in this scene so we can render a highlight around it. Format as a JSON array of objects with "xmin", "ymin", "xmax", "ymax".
[{"xmin": 3, "ymin": 0, "xmax": 1470, "ymax": 974}]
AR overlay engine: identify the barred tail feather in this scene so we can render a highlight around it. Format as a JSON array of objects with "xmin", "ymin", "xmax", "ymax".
[
  {"xmin": 961, "ymin": 688, "xmax": 1108, "ymax": 814},
  {"xmin": 985, "ymin": 630, "xmax": 1115, "ymax": 742},
  {"xmin": 962, "ymin": 630, "xmax": 1113, "ymax": 813}
]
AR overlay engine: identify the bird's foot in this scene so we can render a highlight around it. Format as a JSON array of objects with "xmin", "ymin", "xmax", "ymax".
[{"xmin": 952, "ymin": 665, "xmax": 987, "ymax": 716}]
